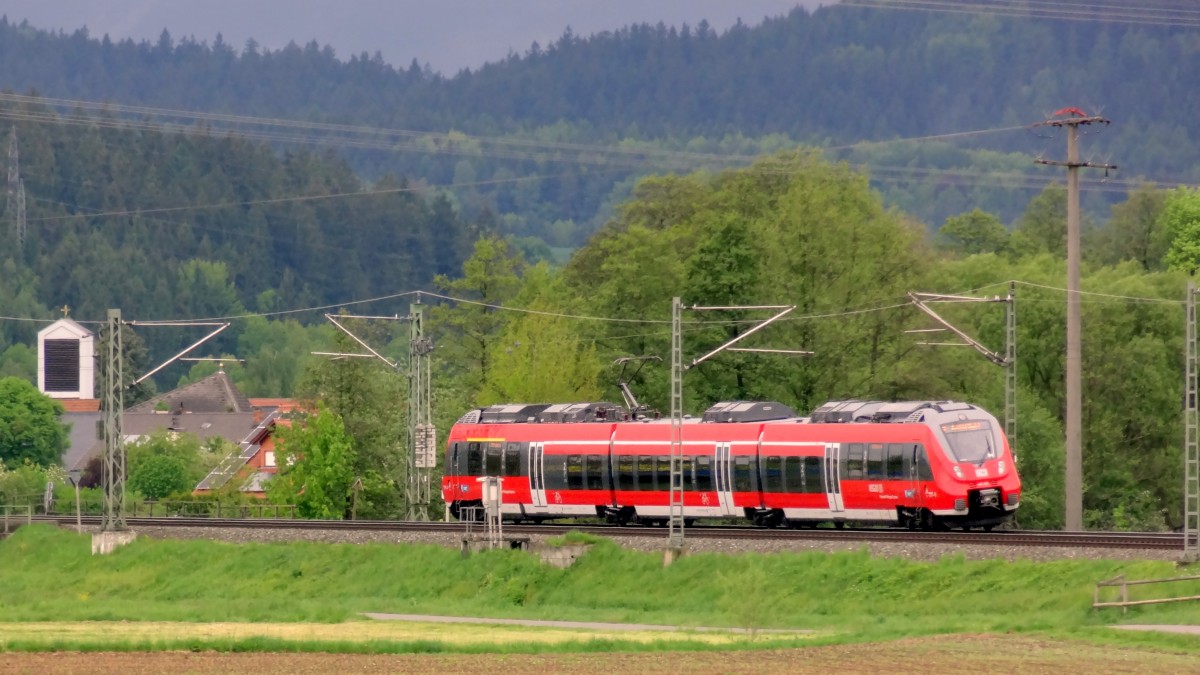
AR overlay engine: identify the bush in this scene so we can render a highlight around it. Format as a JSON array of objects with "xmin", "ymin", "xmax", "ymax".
[{"xmin": 128, "ymin": 455, "xmax": 190, "ymax": 500}]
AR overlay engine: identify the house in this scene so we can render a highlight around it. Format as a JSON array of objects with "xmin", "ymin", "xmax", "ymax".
[
  {"xmin": 194, "ymin": 410, "xmax": 290, "ymax": 497},
  {"xmin": 33, "ymin": 319, "xmax": 303, "ymax": 489}
]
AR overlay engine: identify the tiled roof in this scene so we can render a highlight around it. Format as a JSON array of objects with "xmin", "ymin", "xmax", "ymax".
[
  {"xmin": 248, "ymin": 398, "xmax": 305, "ymax": 413},
  {"xmin": 128, "ymin": 371, "xmax": 252, "ymax": 414},
  {"xmin": 73, "ymin": 412, "xmax": 257, "ymax": 471},
  {"xmin": 59, "ymin": 399, "xmax": 100, "ymax": 412}
]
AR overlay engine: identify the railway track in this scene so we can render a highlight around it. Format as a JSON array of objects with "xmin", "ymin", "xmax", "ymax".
[{"xmin": 29, "ymin": 515, "xmax": 1183, "ymax": 550}]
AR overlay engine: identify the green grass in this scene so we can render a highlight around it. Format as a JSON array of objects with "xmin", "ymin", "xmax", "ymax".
[{"xmin": 2, "ymin": 525, "xmax": 1198, "ymax": 652}]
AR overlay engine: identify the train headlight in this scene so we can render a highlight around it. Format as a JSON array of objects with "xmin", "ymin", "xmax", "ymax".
[
  {"xmin": 998, "ymin": 461, "xmax": 1006, "ymax": 474},
  {"xmin": 952, "ymin": 465, "xmax": 964, "ymax": 479}
]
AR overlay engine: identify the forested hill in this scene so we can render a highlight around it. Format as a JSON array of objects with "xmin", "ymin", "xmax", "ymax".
[
  {"xmin": 0, "ymin": 105, "xmax": 476, "ymax": 364},
  {"xmin": 0, "ymin": 6, "xmax": 1195, "ymax": 178}
]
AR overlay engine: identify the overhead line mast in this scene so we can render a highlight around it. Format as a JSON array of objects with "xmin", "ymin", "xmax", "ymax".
[{"xmin": 1033, "ymin": 108, "xmax": 1117, "ymax": 531}]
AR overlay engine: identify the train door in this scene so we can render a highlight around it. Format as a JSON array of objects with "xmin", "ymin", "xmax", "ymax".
[
  {"xmin": 909, "ymin": 444, "xmax": 926, "ymax": 510},
  {"xmin": 824, "ymin": 443, "xmax": 844, "ymax": 513},
  {"xmin": 715, "ymin": 442, "xmax": 735, "ymax": 515},
  {"xmin": 529, "ymin": 442, "xmax": 547, "ymax": 507}
]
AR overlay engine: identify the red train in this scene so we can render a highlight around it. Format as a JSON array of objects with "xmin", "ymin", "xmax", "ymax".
[{"xmin": 442, "ymin": 399, "xmax": 1021, "ymax": 530}]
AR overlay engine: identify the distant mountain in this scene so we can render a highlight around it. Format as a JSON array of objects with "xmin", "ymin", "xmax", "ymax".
[{"xmin": 0, "ymin": 7, "xmax": 1194, "ymax": 237}]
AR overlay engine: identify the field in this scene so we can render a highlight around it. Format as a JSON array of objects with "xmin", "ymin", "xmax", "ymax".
[{"xmin": 1, "ymin": 524, "xmax": 1198, "ymax": 667}]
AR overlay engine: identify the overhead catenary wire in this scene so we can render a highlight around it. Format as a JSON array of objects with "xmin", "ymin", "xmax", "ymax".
[{"xmin": 2, "ymin": 279, "xmax": 1177, "ymax": 331}]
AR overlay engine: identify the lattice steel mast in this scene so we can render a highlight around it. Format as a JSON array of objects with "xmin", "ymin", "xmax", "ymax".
[
  {"xmin": 667, "ymin": 298, "xmax": 795, "ymax": 559},
  {"xmin": 668, "ymin": 298, "xmax": 684, "ymax": 551},
  {"xmin": 101, "ymin": 309, "xmax": 126, "ymax": 532},
  {"xmin": 1184, "ymin": 282, "xmax": 1198, "ymax": 562},
  {"xmin": 324, "ymin": 303, "xmax": 435, "ymax": 521},
  {"xmin": 408, "ymin": 299, "xmax": 435, "ymax": 521}
]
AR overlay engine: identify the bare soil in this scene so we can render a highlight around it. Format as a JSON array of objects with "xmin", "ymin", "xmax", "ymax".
[{"xmin": 1, "ymin": 635, "xmax": 1196, "ymax": 674}]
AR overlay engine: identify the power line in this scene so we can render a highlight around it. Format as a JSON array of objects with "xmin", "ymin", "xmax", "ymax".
[
  {"xmin": 840, "ymin": 0, "xmax": 1200, "ymax": 28},
  {"xmin": 25, "ymin": 173, "xmax": 556, "ymax": 224}
]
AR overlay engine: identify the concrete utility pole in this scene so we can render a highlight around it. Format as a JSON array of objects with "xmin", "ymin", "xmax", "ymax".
[{"xmin": 1033, "ymin": 108, "xmax": 1116, "ymax": 531}]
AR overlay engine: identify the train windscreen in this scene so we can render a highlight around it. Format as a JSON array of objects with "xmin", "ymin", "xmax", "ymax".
[{"xmin": 939, "ymin": 420, "xmax": 996, "ymax": 464}]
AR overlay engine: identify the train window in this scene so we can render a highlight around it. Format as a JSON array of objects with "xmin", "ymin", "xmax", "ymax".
[
  {"xmin": 586, "ymin": 455, "xmax": 605, "ymax": 490},
  {"xmin": 485, "ymin": 442, "xmax": 503, "ymax": 476},
  {"xmin": 804, "ymin": 457, "xmax": 823, "ymax": 493},
  {"xmin": 783, "ymin": 456, "xmax": 805, "ymax": 492},
  {"xmin": 567, "ymin": 455, "xmax": 584, "ymax": 490},
  {"xmin": 466, "ymin": 441, "xmax": 483, "ymax": 475},
  {"xmin": 695, "ymin": 455, "xmax": 714, "ymax": 491},
  {"xmin": 914, "ymin": 444, "xmax": 934, "ymax": 481},
  {"xmin": 866, "ymin": 443, "xmax": 885, "ymax": 480},
  {"xmin": 734, "ymin": 456, "xmax": 755, "ymax": 492},
  {"xmin": 638, "ymin": 456, "xmax": 655, "ymax": 491},
  {"xmin": 844, "ymin": 443, "xmax": 864, "ymax": 480},
  {"xmin": 657, "ymin": 455, "xmax": 672, "ymax": 492},
  {"xmin": 503, "ymin": 443, "xmax": 522, "ymax": 476},
  {"xmin": 763, "ymin": 456, "xmax": 784, "ymax": 492},
  {"xmin": 886, "ymin": 444, "xmax": 906, "ymax": 480},
  {"xmin": 544, "ymin": 455, "xmax": 568, "ymax": 490},
  {"xmin": 618, "ymin": 455, "xmax": 635, "ymax": 491}
]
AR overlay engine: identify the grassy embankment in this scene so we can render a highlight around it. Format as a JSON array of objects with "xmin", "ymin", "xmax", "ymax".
[{"xmin": 1, "ymin": 525, "xmax": 1198, "ymax": 654}]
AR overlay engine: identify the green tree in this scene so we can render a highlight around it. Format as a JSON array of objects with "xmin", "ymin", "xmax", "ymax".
[
  {"xmin": 124, "ymin": 431, "xmax": 221, "ymax": 490},
  {"xmin": 433, "ymin": 235, "xmax": 526, "ymax": 395},
  {"xmin": 298, "ymin": 317, "xmax": 406, "ymax": 519},
  {"xmin": 268, "ymin": 405, "xmax": 355, "ymax": 519},
  {"xmin": 478, "ymin": 264, "xmax": 602, "ymax": 404},
  {"xmin": 936, "ymin": 208, "xmax": 1008, "ymax": 255},
  {"xmin": 128, "ymin": 454, "xmax": 191, "ymax": 499},
  {"xmin": 1091, "ymin": 184, "xmax": 1168, "ymax": 271},
  {"xmin": 0, "ymin": 377, "xmax": 68, "ymax": 468},
  {"xmin": 1009, "ymin": 184, "xmax": 1069, "ymax": 258},
  {"xmin": 1163, "ymin": 187, "xmax": 1200, "ymax": 273},
  {"xmin": 0, "ymin": 344, "xmax": 37, "ymax": 383}
]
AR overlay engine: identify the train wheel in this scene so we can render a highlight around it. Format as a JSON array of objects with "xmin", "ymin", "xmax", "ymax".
[
  {"xmin": 983, "ymin": 524, "xmax": 995, "ymax": 532},
  {"xmin": 834, "ymin": 521, "xmax": 845, "ymax": 530}
]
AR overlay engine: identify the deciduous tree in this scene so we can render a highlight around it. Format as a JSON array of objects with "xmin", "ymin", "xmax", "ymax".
[{"xmin": 0, "ymin": 377, "xmax": 68, "ymax": 468}]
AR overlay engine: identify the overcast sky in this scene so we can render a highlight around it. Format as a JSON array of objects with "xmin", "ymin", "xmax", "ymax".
[{"xmin": 2, "ymin": 1, "xmax": 824, "ymax": 75}]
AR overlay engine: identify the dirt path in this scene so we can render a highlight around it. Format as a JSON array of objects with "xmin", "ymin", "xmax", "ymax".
[
  {"xmin": 2, "ymin": 635, "xmax": 1195, "ymax": 674},
  {"xmin": 361, "ymin": 612, "xmax": 807, "ymax": 634},
  {"xmin": 1112, "ymin": 625, "xmax": 1200, "ymax": 636}
]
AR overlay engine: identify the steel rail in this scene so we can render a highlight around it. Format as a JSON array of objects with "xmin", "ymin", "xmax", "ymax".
[{"xmin": 30, "ymin": 516, "xmax": 1183, "ymax": 550}]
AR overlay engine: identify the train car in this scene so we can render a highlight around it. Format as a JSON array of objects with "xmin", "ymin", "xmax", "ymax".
[{"xmin": 442, "ymin": 398, "xmax": 1020, "ymax": 530}]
